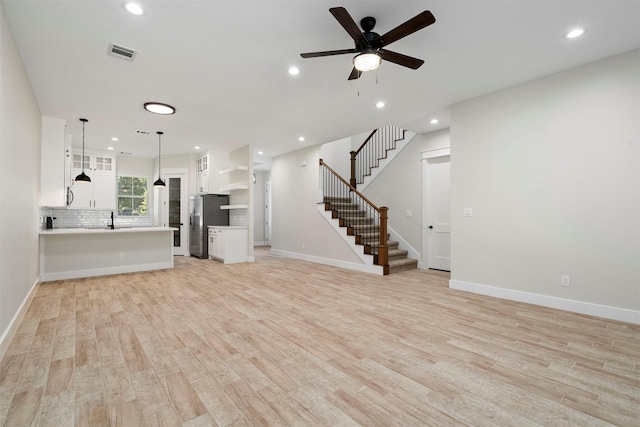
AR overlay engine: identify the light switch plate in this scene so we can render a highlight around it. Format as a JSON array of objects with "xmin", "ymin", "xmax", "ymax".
[
  {"xmin": 463, "ymin": 208, "xmax": 473, "ymax": 217},
  {"xmin": 405, "ymin": 210, "xmax": 412, "ymax": 217}
]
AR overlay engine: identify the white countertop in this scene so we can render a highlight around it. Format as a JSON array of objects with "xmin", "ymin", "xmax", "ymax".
[
  {"xmin": 207, "ymin": 226, "xmax": 248, "ymax": 229},
  {"xmin": 39, "ymin": 226, "xmax": 177, "ymax": 235}
]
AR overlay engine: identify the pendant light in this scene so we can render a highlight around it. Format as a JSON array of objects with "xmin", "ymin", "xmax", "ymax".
[
  {"xmin": 154, "ymin": 131, "xmax": 165, "ymax": 187},
  {"xmin": 74, "ymin": 118, "xmax": 91, "ymax": 183}
]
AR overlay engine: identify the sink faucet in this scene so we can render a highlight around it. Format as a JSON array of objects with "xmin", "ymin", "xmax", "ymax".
[{"xmin": 109, "ymin": 211, "xmax": 115, "ymax": 229}]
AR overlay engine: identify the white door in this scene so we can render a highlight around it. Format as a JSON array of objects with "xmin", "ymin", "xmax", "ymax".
[
  {"xmin": 265, "ymin": 180, "xmax": 272, "ymax": 246},
  {"xmin": 163, "ymin": 172, "xmax": 188, "ymax": 256},
  {"xmin": 423, "ymin": 149, "xmax": 451, "ymax": 271}
]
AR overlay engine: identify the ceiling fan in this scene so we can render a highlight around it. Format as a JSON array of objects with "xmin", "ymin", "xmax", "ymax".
[{"xmin": 300, "ymin": 7, "xmax": 436, "ymax": 80}]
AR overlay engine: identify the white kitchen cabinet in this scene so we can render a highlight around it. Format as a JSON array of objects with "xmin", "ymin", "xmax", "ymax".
[
  {"xmin": 196, "ymin": 153, "xmax": 209, "ymax": 193},
  {"xmin": 208, "ymin": 226, "xmax": 247, "ymax": 264},
  {"xmin": 40, "ymin": 116, "xmax": 72, "ymax": 207},
  {"xmin": 69, "ymin": 150, "xmax": 116, "ymax": 209}
]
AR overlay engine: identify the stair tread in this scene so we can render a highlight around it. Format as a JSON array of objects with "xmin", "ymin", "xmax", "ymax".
[{"xmin": 388, "ymin": 258, "xmax": 418, "ymax": 266}]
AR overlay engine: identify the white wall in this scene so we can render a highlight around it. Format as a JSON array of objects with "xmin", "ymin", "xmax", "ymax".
[
  {"xmin": 450, "ymin": 49, "xmax": 639, "ymax": 321},
  {"xmin": 253, "ymin": 170, "xmax": 269, "ymax": 245},
  {"xmin": 117, "ymin": 155, "xmax": 153, "ymax": 177},
  {"xmin": 0, "ymin": 3, "xmax": 42, "ymax": 351},
  {"xmin": 319, "ymin": 137, "xmax": 351, "ymax": 179},
  {"xmin": 271, "ymin": 145, "xmax": 363, "ymax": 264}
]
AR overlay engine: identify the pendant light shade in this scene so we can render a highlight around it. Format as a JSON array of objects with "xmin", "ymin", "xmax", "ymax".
[
  {"xmin": 154, "ymin": 131, "xmax": 165, "ymax": 187},
  {"xmin": 74, "ymin": 118, "xmax": 91, "ymax": 183}
]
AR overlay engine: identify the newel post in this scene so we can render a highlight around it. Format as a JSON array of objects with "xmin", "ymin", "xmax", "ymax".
[
  {"xmin": 349, "ymin": 151, "xmax": 357, "ymax": 189},
  {"xmin": 379, "ymin": 206, "xmax": 389, "ymax": 275}
]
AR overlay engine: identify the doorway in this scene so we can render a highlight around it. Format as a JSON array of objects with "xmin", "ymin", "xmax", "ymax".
[
  {"xmin": 163, "ymin": 170, "xmax": 188, "ymax": 256},
  {"xmin": 422, "ymin": 148, "xmax": 451, "ymax": 271},
  {"xmin": 265, "ymin": 180, "xmax": 272, "ymax": 246}
]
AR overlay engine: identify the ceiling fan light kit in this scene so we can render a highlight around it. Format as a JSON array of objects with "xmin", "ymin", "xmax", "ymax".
[
  {"xmin": 300, "ymin": 7, "xmax": 435, "ymax": 80},
  {"xmin": 353, "ymin": 53, "xmax": 381, "ymax": 72}
]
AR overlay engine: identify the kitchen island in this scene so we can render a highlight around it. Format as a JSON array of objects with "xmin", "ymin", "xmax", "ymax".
[{"xmin": 39, "ymin": 227, "xmax": 176, "ymax": 281}]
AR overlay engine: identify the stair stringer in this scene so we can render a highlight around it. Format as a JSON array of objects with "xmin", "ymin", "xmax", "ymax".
[
  {"xmin": 358, "ymin": 130, "xmax": 416, "ymax": 192},
  {"xmin": 316, "ymin": 204, "xmax": 384, "ymax": 275},
  {"xmin": 387, "ymin": 225, "xmax": 424, "ymax": 269}
]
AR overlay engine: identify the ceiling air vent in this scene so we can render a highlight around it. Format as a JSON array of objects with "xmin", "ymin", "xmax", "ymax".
[{"xmin": 108, "ymin": 43, "xmax": 137, "ymax": 61}]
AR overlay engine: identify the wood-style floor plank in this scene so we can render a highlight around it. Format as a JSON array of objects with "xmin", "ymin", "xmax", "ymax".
[{"xmin": 0, "ymin": 247, "xmax": 639, "ymax": 426}]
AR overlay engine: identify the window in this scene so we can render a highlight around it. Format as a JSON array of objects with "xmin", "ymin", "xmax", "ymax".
[{"xmin": 117, "ymin": 176, "xmax": 148, "ymax": 216}]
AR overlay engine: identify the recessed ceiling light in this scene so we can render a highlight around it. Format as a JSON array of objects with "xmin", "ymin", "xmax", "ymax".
[
  {"xmin": 258, "ymin": 151, "xmax": 264, "ymax": 155},
  {"xmin": 566, "ymin": 28, "xmax": 584, "ymax": 39},
  {"xmin": 430, "ymin": 118, "xmax": 439, "ymax": 124},
  {"xmin": 298, "ymin": 136, "xmax": 305, "ymax": 142},
  {"xmin": 376, "ymin": 101, "xmax": 385, "ymax": 108},
  {"xmin": 125, "ymin": 2, "xmax": 144, "ymax": 16},
  {"xmin": 111, "ymin": 137, "xmax": 119, "ymax": 141},
  {"xmin": 107, "ymin": 146, "xmax": 114, "ymax": 151},
  {"xmin": 288, "ymin": 67, "xmax": 300, "ymax": 75},
  {"xmin": 194, "ymin": 146, "xmax": 200, "ymax": 150},
  {"xmin": 144, "ymin": 102, "xmax": 175, "ymax": 115}
]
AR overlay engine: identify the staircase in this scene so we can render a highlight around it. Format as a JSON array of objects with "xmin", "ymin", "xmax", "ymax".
[{"xmin": 323, "ymin": 196, "xmax": 418, "ymax": 274}]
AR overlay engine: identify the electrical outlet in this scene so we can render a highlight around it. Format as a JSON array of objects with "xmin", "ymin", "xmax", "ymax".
[
  {"xmin": 405, "ymin": 210, "xmax": 412, "ymax": 217},
  {"xmin": 120, "ymin": 252, "xmax": 125, "ymax": 259},
  {"xmin": 561, "ymin": 275, "xmax": 570, "ymax": 287}
]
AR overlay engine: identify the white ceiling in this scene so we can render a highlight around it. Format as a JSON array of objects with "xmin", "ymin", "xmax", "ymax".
[{"xmin": 3, "ymin": 1, "xmax": 639, "ymax": 169}]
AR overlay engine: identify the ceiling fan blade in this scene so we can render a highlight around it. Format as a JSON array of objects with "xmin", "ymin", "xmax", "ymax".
[
  {"xmin": 348, "ymin": 67, "xmax": 362, "ymax": 80},
  {"xmin": 377, "ymin": 11, "xmax": 435, "ymax": 47},
  {"xmin": 330, "ymin": 7, "xmax": 368, "ymax": 45},
  {"xmin": 378, "ymin": 50, "xmax": 424, "ymax": 69},
  {"xmin": 300, "ymin": 48, "xmax": 358, "ymax": 58}
]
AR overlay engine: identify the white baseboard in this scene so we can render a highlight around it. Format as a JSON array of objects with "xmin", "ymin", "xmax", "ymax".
[
  {"xmin": 0, "ymin": 277, "xmax": 40, "ymax": 360},
  {"xmin": 40, "ymin": 261, "xmax": 174, "ymax": 282},
  {"xmin": 450, "ymin": 279, "xmax": 640, "ymax": 325},
  {"xmin": 270, "ymin": 249, "xmax": 384, "ymax": 275}
]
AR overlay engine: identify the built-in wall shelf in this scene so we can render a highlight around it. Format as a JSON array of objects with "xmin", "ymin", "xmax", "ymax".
[
  {"xmin": 220, "ymin": 165, "xmax": 248, "ymax": 174},
  {"xmin": 219, "ymin": 183, "xmax": 249, "ymax": 192},
  {"xmin": 221, "ymin": 204, "xmax": 249, "ymax": 210}
]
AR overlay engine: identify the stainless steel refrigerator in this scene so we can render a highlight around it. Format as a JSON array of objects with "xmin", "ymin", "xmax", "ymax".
[{"xmin": 189, "ymin": 194, "xmax": 229, "ymax": 258}]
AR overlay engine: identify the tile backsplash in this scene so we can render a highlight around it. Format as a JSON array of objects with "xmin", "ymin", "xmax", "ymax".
[
  {"xmin": 229, "ymin": 208, "xmax": 248, "ymax": 227},
  {"xmin": 40, "ymin": 207, "xmax": 154, "ymax": 230}
]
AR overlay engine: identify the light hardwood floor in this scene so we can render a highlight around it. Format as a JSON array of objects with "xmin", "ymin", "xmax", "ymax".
[{"xmin": 1, "ymin": 247, "xmax": 638, "ymax": 426}]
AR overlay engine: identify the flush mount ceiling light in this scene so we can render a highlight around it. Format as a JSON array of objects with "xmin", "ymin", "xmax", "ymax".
[
  {"xmin": 288, "ymin": 66, "xmax": 300, "ymax": 75},
  {"xmin": 376, "ymin": 101, "xmax": 385, "ymax": 108},
  {"xmin": 298, "ymin": 136, "xmax": 305, "ymax": 142},
  {"xmin": 566, "ymin": 28, "xmax": 585, "ymax": 39},
  {"xmin": 144, "ymin": 102, "xmax": 175, "ymax": 115},
  {"xmin": 430, "ymin": 118, "xmax": 439, "ymax": 124},
  {"xmin": 75, "ymin": 118, "xmax": 91, "ymax": 183},
  {"xmin": 125, "ymin": 2, "xmax": 144, "ymax": 16},
  {"xmin": 353, "ymin": 52, "xmax": 381, "ymax": 72},
  {"xmin": 154, "ymin": 131, "xmax": 166, "ymax": 187}
]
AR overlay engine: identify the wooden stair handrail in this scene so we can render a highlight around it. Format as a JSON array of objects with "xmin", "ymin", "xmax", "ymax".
[
  {"xmin": 320, "ymin": 159, "xmax": 380, "ymax": 211},
  {"xmin": 320, "ymin": 158, "xmax": 389, "ymax": 275},
  {"xmin": 354, "ymin": 129, "xmax": 378, "ymax": 156},
  {"xmin": 350, "ymin": 129, "xmax": 378, "ymax": 187}
]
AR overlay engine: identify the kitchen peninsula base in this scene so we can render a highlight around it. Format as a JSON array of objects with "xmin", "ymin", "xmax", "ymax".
[{"xmin": 39, "ymin": 227, "xmax": 175, "ymax": 281}]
